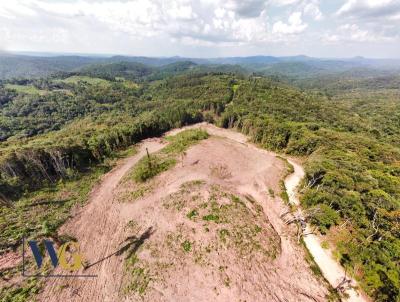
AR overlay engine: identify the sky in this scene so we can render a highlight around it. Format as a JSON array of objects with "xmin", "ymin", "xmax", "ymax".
[{"xmin": 0, "ymin": 0, "xmax": 399, "ymax": 58}]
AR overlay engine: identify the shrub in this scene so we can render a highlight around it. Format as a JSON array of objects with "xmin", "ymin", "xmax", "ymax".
[
  {"xmin": 132, "ymin": 155, "xmax": 176, "ymax": 182},
  {"xmin": 309, "ymin": 204, "xmax": 339, "ymax": 234}
]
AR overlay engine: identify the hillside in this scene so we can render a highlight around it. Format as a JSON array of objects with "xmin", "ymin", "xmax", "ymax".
[
  {"xmin": 0, "ymin": 66, "xmax": 399, "ymax": 301},
  {"xmin": 38, "ymin": 128, "xmax": 332, "ymax": 301},
  {"xmin": 1, "ymin": 53, "xmax": 400, "ymax": 80},
  {"xmin": 0, "ymin": 54, "xmax": 101, "ymax": 79}
]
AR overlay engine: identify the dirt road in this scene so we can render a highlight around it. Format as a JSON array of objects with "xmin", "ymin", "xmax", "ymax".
[
  {"xmin": 38, "ymin": 123, "xmax": 365, "ymax": 301},
  {"xmin": 175, "ymin": 123, "xmax": 367, "ymax": 301},
  {"xmin": 285, "ymin": 159, "xmax": 367, "ymax": 302},
  {"xmin": 39, "ymin": 138, "xmax": 167, "ymax": 302}
]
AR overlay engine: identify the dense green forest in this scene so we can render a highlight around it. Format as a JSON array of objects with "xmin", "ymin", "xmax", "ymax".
[
  {"xmin": 0, "ymin": 60, "xmax": 399, "ymax": 301},
  {"xmin": 220, "ymin": 79, "xmax": 400, "ymax": 301}
]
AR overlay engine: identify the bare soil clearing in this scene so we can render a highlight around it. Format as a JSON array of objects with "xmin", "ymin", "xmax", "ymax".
[
  {"xmin": 0, "ymin": 251, "xmax": 20, "ymax": 272},
  {"xmin": 39, "ymin": 124, "xmax": 333, "ymax": 302},
  {"xmin": 39, "ymin": 138, "xmax": 166, "ymax": 302}
]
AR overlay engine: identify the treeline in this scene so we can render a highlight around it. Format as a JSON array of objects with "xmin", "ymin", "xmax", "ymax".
[
  {"xmin": 0, "ymin": 109, "xmax": 202, "ymax": 199},
  {"xmin": 0, "ymin": 73, "xmax": 233, "ymax": 200},
  {"xmin": 0, "ymin": 65, "xmax": 239, "ymax": 141},
  {"xmin": 0, "ymin": 78, "xmax": 141, "ymax": 141},
  {"xmin": 219, "ymin": 77, "xmax": 400, "ymax": 301}
]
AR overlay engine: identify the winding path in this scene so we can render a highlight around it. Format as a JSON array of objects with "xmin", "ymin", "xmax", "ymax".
[
  {"xmin": 39, "ymin": 123, "xmax": 367, "ymax": 301},
  {"xmin": 176, "ymin": 123, "xmax": 367, "ymax": 301},
  {"xmin": 284, "ymin": 159, "xmax": 367, "ymax": 302}
]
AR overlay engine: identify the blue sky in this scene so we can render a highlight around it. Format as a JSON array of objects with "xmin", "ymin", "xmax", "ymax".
[{"xmin": 0, "ymin": 0, "xmax": 399, "ymax": 58}]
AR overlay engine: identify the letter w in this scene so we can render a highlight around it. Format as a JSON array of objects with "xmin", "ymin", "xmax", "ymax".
[{"xmin": 28, "ymin": 240, "xmax": 59, "ymax": 268}]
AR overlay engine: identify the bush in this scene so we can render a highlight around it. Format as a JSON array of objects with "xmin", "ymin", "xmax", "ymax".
[
  {"xmin": 309, "ymin": 204, "xmax": 339, "ymax": 234},
  {"xmin": 132, "ymin": 155, "xmax": 176, "ymax": 182},
  {"xmin": 163, "ymin": 129, "xmax": 209, "ymax": 154},
  {"xmin": 132, "ymin": 129, "xmax": 209, "ymax": 182}
]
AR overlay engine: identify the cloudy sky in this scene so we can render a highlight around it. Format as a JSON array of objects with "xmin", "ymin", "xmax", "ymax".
[{"xmin": 0, "ymin": 0, "xmax": 399, "ymax": 58}]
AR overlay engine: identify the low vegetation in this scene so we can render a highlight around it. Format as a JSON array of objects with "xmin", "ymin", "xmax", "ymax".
[
  {"xmin": 4, "ymin": 84, "xmax": 47, "ymax": 95},
  {"xmin": 132, "ymin": 129, "xmax": 208, "ymax": 182},
  {"xmin": 163, "ymin": 182, "xmax": 280, "ymax": 260}
]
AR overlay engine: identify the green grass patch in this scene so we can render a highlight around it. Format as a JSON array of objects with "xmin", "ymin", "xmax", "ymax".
[
  {"xmin": 57, "ymin": 75, "xmax": 110, "ymax": 86},
  {"xmin": 181, "ymin": 240, "xmax": 192, "ymax": 252},
  {"xmin": 175, "ymin": 184, "xmax": 281, "ymax": 259},
  {"xmin": 268, "ymin": 188, "xmax": 275, "ymax": 198},
  {"xmin": 187, "ymin": 209, "xmax": 199, "ymax": 220},
  {"xmin": 321, "ymin": 241, "xmax": 330, "ymax": 249},
  {"xmin": 279, "ymin": 180, "xmax": 290, "ymax": 204},
  {"xmin": 0, "ymin": 277, "xmax": 41, "ymax": 302},
  {"xmin": 132, "ymin": 155, "xmax": 176, "ymax": 182},
  {"xmin": 219, "ymin": 229, "xmax": 230, "ymax": 243},
  {"xmin": 202, "ymin": 214, "xmax": 220, "ymax": 222},
  {"xmin": 5, "ymin": 84, "xmax": 47, "ymax": 95},
  {"xmin": 129, "ymin": 183, "xmax": 154, "ymax": 201},
  {"xmin": 163, "ymin": 129, "xmax": 208, "ymax": 154},
  {"xmin": 0, "ymin": 164, "xmax": 110, "ymax": 252},
  {"xmin": 124, "ymin": 254, "xmax": 151, "ymax": 296},
  {"xmin": 131, "ymin": 129, "xmax": 209, "ymax": 183},
  {"xmin": 276, "ymin": 156, "xmax": 295, "ymax": 176}
]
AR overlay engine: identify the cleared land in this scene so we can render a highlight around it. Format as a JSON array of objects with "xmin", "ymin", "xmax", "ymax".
[
  {"xmin": 36, "ymin": 125, "xmax": 332, "ymax": 302},
  {"xmin": 4, "ymin": 84, "xmax": 47, "ymax": 95}
]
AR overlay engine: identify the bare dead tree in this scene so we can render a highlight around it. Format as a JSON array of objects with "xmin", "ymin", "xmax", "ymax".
[
  {"xmin": 146, "ymin": 148, "xmax": 152, "ymax": 170},
  {"xmin": 301, "ymin": 173, "xmax": 324, "ymax": 192},
  {"xmin": 303, "ymin": 206, "xmax": 324, "ymax": 219},
  {"xmin": 181, "ymin": 151, "xmax": 187, "ymax": 167},
  {"xmin": 280, "ymin": 210, "xmax": 292, "ymax": 218},
  {"xmin": 20, "ymin": 151, "xmax": 53, "ymax": 182},
  {"xmin": 338, "ymin": 219, "xmax": 350, "ymax": 230},
  {"xmin": 367, "ymin": 210, "xmax": 381, "ymax": 241},
  {"xmin": 336, "ymin": 276, "xmax": 353, "ymax": 294},
  {"xmin": 49, "ymin": 150, "xmax": 67, "ymax": 177}
]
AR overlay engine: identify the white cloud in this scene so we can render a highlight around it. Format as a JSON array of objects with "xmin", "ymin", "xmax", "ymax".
[
  {"xmin": 303, "ymin": 0, "xmax": 323, "ymax": 20},
  {"xmin": 0, "ymin": 1, "xmax": 37, "ymax": 19},
  {"xmin": 323, "ymin": 23, "xmax": 395, "ymax": 43},
  {"xmin": 332, "ymin": 0, "xmax": 400, "ymax": 44},
  {"xmin": 269, "ymin": 0, "xmax": 300, "ymax": 6},
  {"xmin": 0, "ymin": 0, "xmax": 398, "ymax": 57},
  {"xmin": 272, "ymin": 12, "xmax": 308, "ymax": 34},
  {"xmin": 337, "ymin": 0, "xmax": 400, "ymax": 20},
  {"xmin": 224, "ymin": 0, "xmax": 268, "ymax": 18}
]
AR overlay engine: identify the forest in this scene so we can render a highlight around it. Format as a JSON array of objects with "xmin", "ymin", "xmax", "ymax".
[{"xmin": 0, "ymin": 60, "xmax": 399, "ymax": 302}]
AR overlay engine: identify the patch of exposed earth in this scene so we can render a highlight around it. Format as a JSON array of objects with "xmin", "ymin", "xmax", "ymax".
[{"xmin": 37, "ymin": 128, "xmax": 331, "ymax": 302}]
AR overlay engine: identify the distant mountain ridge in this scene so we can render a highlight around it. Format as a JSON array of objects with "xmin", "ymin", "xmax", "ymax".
[{"xmin": 0, "ymin": 52, "xmax": 400, "ymax": 79}]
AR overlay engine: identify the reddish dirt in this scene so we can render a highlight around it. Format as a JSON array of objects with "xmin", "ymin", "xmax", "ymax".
[
  {"xmin": 38, "ymin": 125, "xmax": 330, "ymax": 302},
  {"xmin": 39, "ymin": 138, "xmax": 166, "ymax": 302},
  {"xmin": 0, "ymin": 251, "xmax": 21, "ymax": 272}
]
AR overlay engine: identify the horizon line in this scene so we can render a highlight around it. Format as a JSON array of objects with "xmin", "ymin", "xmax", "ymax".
[{"xmin": 2, "ymin": 50, "xmax": 400, "ymax": 61}]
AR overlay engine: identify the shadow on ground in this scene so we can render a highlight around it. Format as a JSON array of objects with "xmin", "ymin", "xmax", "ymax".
[{"xmin": 83, "ymin": 227, "xmax": 155, "ymax": 270}]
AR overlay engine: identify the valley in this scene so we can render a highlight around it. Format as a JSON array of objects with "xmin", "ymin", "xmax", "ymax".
[{"xmin": 0, "ymin": 57, "xmax": 399, "ymax": 302}]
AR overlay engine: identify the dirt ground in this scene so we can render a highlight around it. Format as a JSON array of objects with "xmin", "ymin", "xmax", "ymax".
[{"xmin": 36, "ymin": 124, "xmax": 331, "ymax": 302}]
